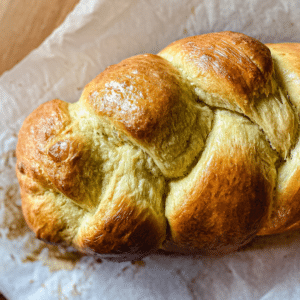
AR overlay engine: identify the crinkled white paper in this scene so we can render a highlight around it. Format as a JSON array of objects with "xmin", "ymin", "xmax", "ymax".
[{"xmin": 1, "ymin": 0, "xmax": 300, "ymax": 299}]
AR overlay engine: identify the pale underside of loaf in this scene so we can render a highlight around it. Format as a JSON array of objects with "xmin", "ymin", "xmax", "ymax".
[{"xmin": 16, "ymin": 31, "xmax": 300, "ymax": 260}]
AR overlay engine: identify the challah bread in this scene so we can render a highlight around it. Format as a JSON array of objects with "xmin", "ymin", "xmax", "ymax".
[{"xmin": 16, "ymin": 31, "xmax": 300, "ymax": 261}]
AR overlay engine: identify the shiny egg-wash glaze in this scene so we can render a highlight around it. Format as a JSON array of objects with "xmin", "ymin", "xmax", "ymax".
[{"xmin": 16, "ymin": 31, "xmax": 300, "ymax": 261}]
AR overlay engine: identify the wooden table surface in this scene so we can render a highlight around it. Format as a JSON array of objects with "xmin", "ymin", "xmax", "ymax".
[
  {"xmin": 0, "ymin": 0, "xmax": 80, "ymax": 76},
  {"xmin": 0, "ymin": 1, "xmax": 80, "ymax": 297}
]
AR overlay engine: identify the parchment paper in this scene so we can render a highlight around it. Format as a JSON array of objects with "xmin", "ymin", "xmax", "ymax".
[{"xmin": 1, "ymin": 0, "xmax": 300, "ymax": 299}]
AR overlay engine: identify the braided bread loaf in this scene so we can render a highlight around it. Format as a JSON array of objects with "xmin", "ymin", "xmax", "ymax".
[{"xmin": 16, "ymin": 31, "xmax": 300, "ymax": 261}]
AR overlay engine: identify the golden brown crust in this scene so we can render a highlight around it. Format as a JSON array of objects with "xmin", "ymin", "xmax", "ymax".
[
  {"xmin": 16, "ymin": 99, "xmax": 71, "ymax": 160},
  {"xmin": 16, "ymin": 99, "xmax": 167, "ymax": 259},
  {"xmin": 158, "ymin": 32, "xmax": 298, "ymax": 159},
  {"xmin": 21, "ymin": 191, "xmax": 68, "ymax": 244},
  {"xmin": 80, "ymin": 54, "xmax": 188, "ymax": 142},
  {"xmin": 164, "ymin": 111, "xmax": 277, "ymax": 253},
  {"xmin": 16, "ymin": 99, "xmax": 71, "ymax": 199},
  {"xmin": 158, "ymin": 31, "xmax": 273, "ymax": 113},
  {"xmin": 15, "ymin": 32, "xmax": 300, "ymax": 260},
  {"xmin": 80, "ymin": 53, "xmax": 214, "ymax": 178},
  {"xmin": 15, "ymin": 99, "xmax": 95, "ymax": 210},
  {"xmin": 75, "ymin": 196, "xmax": 165, "ymax": 260},
  {"xmin": 167, "ymin": 154, "xmax": 268, "ymax": 254}
]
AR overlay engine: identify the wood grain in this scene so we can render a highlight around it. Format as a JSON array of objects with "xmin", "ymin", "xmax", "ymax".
[{"xmin": 0, "ymin": 0, "xmax": 80, "ymax": 76}]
